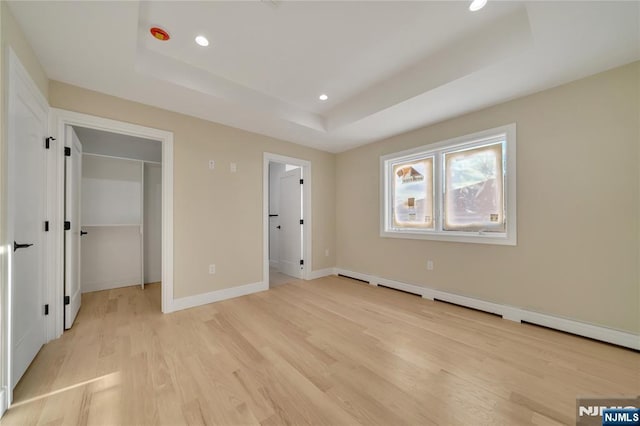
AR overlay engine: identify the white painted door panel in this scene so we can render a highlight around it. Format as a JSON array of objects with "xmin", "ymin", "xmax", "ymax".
[
  {"xmin": 64, "ymin": 127, "xmax": 82, "ymax": 329},
  {"xmin": 277, "ymin": 169, "xmax": 303, "ymax": 278},
  {"xmin": 9, "ymin": 71, "xmax": 48, "ymax": 389}
]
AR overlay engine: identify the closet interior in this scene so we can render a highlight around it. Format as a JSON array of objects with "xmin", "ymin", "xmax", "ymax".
[{"xmin": 73, "ymin": 126, "xmax": 162, "ymax": 295}]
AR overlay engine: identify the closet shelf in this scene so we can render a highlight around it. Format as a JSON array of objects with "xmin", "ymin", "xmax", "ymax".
[{"xmin": 83, "ymin": 224, "xmax": 142, "ymax": 227}]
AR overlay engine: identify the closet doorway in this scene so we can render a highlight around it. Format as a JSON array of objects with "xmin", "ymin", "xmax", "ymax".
[{"xmin": 64, "ymin": 125, "xmax": 163, "ymax": 328}]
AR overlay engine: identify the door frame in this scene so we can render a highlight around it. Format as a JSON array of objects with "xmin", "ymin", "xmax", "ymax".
[
  {"xmin": 2, "ymin": 48, "xmax": 50, "ymax": 409},
  {"xmin": 63, "ymin": 127, "xmax": 82, "ymax": 329},
  {"xmin": 263, "ymin": 153, "xmax": 312, "ymax": 287},
  {"xmin": 48, "ymin": 109, "xmax": 175, "ymax": 338}
]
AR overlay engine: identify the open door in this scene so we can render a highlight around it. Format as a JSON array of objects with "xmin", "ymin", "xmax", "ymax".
[
  {"xmin": 277, "ymin": 168, "xmax": 303, "ymax": 278},
  {"xmin": 64, "ymin": 126, "xmax": 82, "ymax": 329}
]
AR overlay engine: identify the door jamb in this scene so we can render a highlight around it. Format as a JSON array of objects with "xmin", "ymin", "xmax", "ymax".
[
  {"xmin": 48, "ymin": 109, "xmax": 175, "ymax": 337},
  {"xmin": 263, "ymin": 153, "xmax": 312, "ymax": 287}
]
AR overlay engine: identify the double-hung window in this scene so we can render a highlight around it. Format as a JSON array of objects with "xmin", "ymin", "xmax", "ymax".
[{"xmin": 381, "ymin": 124, "xmax": 516, "ymax": 245}]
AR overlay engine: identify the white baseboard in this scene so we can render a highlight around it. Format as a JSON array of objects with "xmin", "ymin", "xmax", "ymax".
[
  {"xmin": 168, "ymin": 268, "xmax": 336, "ymax": 313},
  {"xmin": 171, "ymin": 281, "xmax": 268, "ymax": 312},
  {"xmin": 307, "ymin": 268, "xmax": 336, "ymax": 280},
  {"xmin": 334, "ymin": 268, "xmax": 639, "ymax": 350},
  {"xmin": 82, "ymin": 277, "xmax": 141, "ymax": 293}
]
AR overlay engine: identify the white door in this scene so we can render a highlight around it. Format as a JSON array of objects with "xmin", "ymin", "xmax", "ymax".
[
  {"xmin": 277, "ymin": 168, "xmax": 303, "ymax": 278},
  {"xmin": 64, "ymin": 127, "xmax": 82, "ymax": 329},
  {"xmin": 8, "ymin": 62, "xmax": 48, "ymax": 389}
]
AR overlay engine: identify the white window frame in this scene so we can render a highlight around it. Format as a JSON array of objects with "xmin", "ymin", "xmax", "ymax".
[{"xmin": 380, "ymin": 124, "xmax": 517, "ymax": 246}]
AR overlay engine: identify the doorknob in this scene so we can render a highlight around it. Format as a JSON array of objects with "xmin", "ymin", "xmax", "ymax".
[
  {"xmin": 80, "ymin": 231, "xmax": 88, "ymax": 236},
  {"xmin": 277, "ymin": 226, "xmax": 281, "ymax": 229},
  {"xmin": 14, "ymin": 241, "xmax": 34, "ymax": 252}
]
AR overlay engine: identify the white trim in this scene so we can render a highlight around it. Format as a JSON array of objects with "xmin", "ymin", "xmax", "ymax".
[
  {"xmin": 380, "ymin": 124, "xmax": 517, "ymax": 246},
  {"xmin": 263, "ymin": 153, "xmax": 312, "ymax": 288},
  {"xmin": 307, "ymin": 268, "xmax": 336, "ymax": 280},
  {"xmin": 0, "ymin": 388, "xmax": 6, "ymax": 416},
  {"xmin": 171, "ymin": 281, "xmax": 268, "ymax": 312},
  {"xmin": 335, "ymin": 268, "xmax": 640, "ymax": 350},
  {"xmin": 48, "ymin": 109, "xmax": 174, "ymax": 327}
]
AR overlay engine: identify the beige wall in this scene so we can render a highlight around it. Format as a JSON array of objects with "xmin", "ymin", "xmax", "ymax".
[
  {"xmin": 49, "ymin": 82, "xmax": 336, "ymax": 299},
  {"xmin": 336, "ymin": 62, "xmax": 640, "ymax": 334}
]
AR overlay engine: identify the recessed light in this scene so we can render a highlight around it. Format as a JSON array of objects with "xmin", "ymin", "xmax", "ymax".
[
  {"xmin": 319, "ymin": 94, "xmax": 328, "ymax": 101},
  {"xmin": 469, "ymin": 0, "xmax": 487, "ymax": 11},
  {"xmin": 195, "ymin": 35, "xmax": 209, "ymax": 47}
]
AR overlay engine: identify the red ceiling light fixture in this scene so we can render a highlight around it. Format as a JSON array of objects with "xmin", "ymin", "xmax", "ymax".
[{"xmin": 150, "ymin": 27, "xmax": 170, "ymax": 41}]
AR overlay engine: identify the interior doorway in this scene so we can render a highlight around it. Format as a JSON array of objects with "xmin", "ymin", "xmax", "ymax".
[
  {"xmin": 49, "ymin": 108, "xmax": 175, "ymax": 339},
  {"xmin": 263, "ymin": 154, "xmax": 312, "ymax": 288},
  {"xmin": 269, "ymin": 163, "xmax": 303, "ymax": 286},
  {"xmin": 63, "ymin": 125, "xmax": 163, "ymax": 329}
]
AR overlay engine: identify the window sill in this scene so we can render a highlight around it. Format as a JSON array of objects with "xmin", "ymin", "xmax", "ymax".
[{"xmin": 380, "ymin": 229, "xmax": 517, "ymax": 246}]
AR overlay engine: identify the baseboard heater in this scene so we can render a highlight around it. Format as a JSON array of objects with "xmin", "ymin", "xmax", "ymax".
[
  {"xmin": 377, "ymin": 284, "xmax": 421, "ymax": 297},
  {"xmin": 337, "ymin": 273, "xmax": 369, "ymax": 284},
  {"xmin": 434, "ymin": 298, "xmax": 503, "ymax": 318},
  {"xmin": 520, "ymin": 321, "xmax": 639, "ymax": 353}
]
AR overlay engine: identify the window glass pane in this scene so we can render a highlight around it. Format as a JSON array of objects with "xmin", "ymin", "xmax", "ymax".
[
  {"xmin": 392, "ymin": 157, "xmax": 434, "ymax": 229},
  {"xmin": 444, "ymin": 142, "xmax": 505, "ymax": 232}
]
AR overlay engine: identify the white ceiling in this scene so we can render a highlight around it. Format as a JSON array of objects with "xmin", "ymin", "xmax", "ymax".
[{"xmin": 8, "ymin": 1, "xmax": 640, "ymax": 153}]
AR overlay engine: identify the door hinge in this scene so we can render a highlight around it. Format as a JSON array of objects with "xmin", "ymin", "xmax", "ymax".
[
  {"xmin": 299, "ymin": 179, "xmax": 304, "ymax": 185},
  {"xmin": 64, "ymin": 221, "xmax": 71, "ymax": 230},
  {"xmin": 64, "ymin": 296, "xmax": 70, "ymax": 305},
  {"xmin": 64, "ymin": 146, "xmax": 71, "ymax": 156},
  {"xmin": 300, "ymin": 219, "xmax": 304, "ymax": 225},
  {"xmin": 44, "ymin": 304, "xmax": 49, "ymax": 315},
  {"xmin": 44, "ymin": 221, "xmax": 49, "ymax": 232},
  {"xmin": 300, "ymin": 259, "xmax": 304, "ymax": 265},
  {"xmin": 45, "ymin": 136, "xmax": 56, "ymax": 149}
]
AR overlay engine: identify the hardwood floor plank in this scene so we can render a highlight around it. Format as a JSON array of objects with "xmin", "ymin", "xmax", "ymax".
[{"xmin": 2, "ymin": 280, "xmax": 638, "ymax": 426}]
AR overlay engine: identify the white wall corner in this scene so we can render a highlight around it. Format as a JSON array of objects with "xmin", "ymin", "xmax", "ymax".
[
  {"xmin": 170, "ymin": 281, "xmax": 267, "ymax": 312},
  {"xmin": 307, "ymin": 268, "xmax": 336, "ymax": 280},
  {"xmin": 334, "ymin": 268, "xmax": 639, "ymax": 350}
]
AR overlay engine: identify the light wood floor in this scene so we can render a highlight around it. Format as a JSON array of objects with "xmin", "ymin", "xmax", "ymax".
[
  {"xmin": 2, "ymin": 276, "xmax": 638, "ymax": 425},
  {"xmin": 269, "ymin": 268, "xmax": 297, "ymax": 287}
]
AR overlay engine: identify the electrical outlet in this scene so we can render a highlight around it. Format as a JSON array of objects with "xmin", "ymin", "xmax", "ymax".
[
  {"xmin": 325, "ymin": 249, "xmax": 329, "ymax": 257},
  {"xmin": 230, "ymin": 162, "xmax": 237, "ymax": 173},
  {"xmin": 208, "ymin": 160, "xmax": 215, "ymax": 170},
  {"xmin": 209, "ymin": 264, "xmax": 216, "ymax": 274},
  {"xmin": 427, "ymin": 260, "xmax": 434, "ymax": 271}
]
